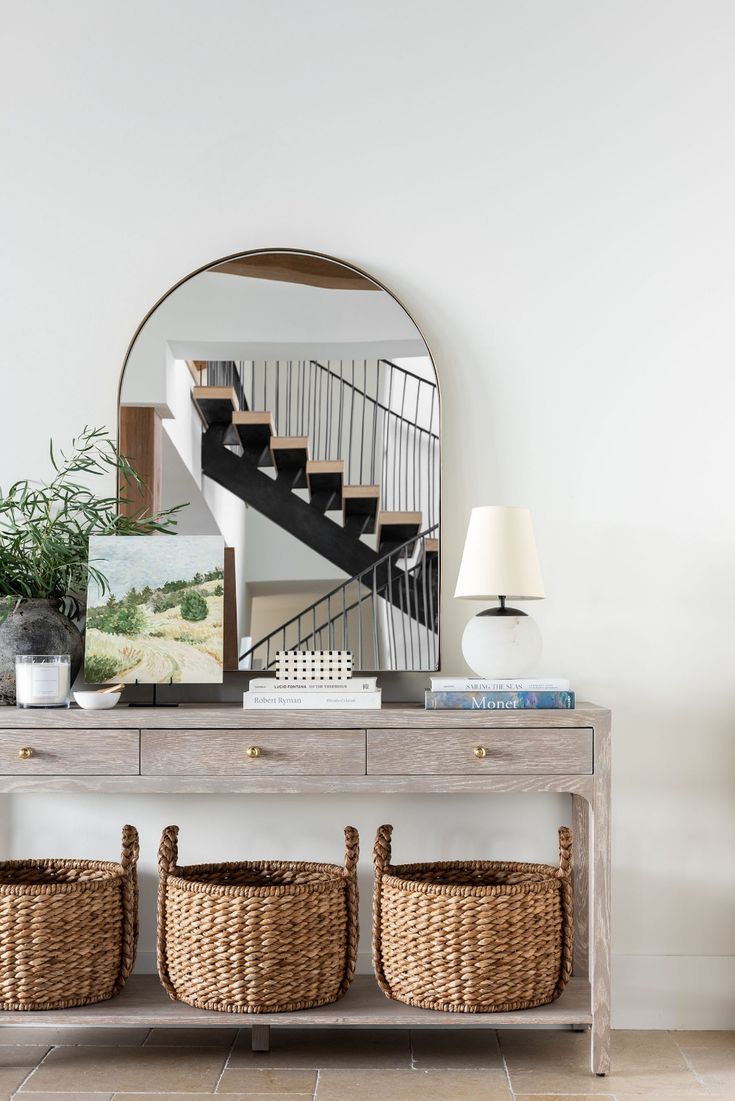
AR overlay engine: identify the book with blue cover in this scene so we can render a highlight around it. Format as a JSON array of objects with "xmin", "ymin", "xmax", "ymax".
[{"xmin": 425, "ymin": 690, "xmax": 576, "ymax": 710}]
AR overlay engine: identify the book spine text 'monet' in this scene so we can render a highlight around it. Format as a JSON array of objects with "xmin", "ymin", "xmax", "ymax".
[{"xmin": 425, "ymin": 690, "xmax": 575, "ymax": 710}]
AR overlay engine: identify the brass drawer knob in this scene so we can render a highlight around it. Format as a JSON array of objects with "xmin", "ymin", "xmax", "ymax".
[
  {"xmin": 17, "ymin": 747, "xmax": 34, "ymax": 760},
  {"xmin": 246, "ymin": 746, "xmax": 261, "ymax": 759},
  {"xmin": 473, "ymin": 745, "xmax": 487, "ymax": 759}
]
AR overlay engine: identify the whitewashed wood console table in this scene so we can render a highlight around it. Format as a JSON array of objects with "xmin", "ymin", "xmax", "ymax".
[{"xmin": 0, "ymin": 702, "xmax": 611, "ymax": 1075}]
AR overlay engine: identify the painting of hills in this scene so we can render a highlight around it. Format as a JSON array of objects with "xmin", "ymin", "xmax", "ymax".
[{"xmin": 84, "ymin": 535, "xmax": 225, "ymax": 684}]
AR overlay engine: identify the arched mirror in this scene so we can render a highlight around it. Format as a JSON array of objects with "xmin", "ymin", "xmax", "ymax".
[{"xmin": 118, "ymin": 249, "xmax": 440, "ymax": 672}]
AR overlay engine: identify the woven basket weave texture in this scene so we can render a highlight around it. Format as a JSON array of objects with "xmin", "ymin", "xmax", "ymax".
[
  {"xmin": 372, "ymin": 824, "xmax": 573, "ymax": 1013},
  {"xmin": 157, "ymin": 825, "xmax": 359, "ymax": 1013},
  {"xmin": 0, "ymin": 825, "xmax": 139, "ymax": 1011}
]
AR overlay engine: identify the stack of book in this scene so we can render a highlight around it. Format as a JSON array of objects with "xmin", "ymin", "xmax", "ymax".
[
  {"xmin": 243, "ymin": 676, "xmax": 381, "ymax": 710},
  {"xmin": 425, "ymin": 677, "xmax": 575, "ymax": 710}
]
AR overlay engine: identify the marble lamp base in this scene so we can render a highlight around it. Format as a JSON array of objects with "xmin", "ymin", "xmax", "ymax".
[{"xmin": 461, "ymin": 607, "xmax": 542, "ymax": 678}]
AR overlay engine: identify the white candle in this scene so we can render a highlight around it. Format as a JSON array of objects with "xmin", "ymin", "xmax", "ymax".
[{"xmin": 15, "ymin": 655, "xmax": 71, "ymax": 708}]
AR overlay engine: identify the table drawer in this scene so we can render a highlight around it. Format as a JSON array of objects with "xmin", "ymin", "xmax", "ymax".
[
  {"xmin": 367, "ymin": 727, "xmax": 593, "ymax": 775},
  {"xmin": 141, "ymin": 729, "xmax": 367, "ymax": 775},
  {"xmin": 0, "ymin": 730, "xmax": 140, "ymax": 775}
]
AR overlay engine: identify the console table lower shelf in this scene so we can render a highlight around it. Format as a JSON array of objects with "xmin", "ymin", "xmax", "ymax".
[{"xmin": 0, "ymin": 974, "xmax": 592, "ymax": 1031}]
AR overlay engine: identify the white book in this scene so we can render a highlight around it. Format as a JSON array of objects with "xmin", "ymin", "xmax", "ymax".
[
  {"xmin": 248, "ymin": 677, "xmax": 377, "ymax": 691},
  {"xmin": 243, "ymin": 690, "xmax": 382, "ymax": 710},
  {"xmin": 430, "ymin": 677, "xmax": 571, "ymax": 692}
]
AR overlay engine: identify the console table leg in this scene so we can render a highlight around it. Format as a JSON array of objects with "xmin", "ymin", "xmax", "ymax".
[
  {"xmin": 251, "ymin": 1024, "xmax": 270, "ymax": 1053},
  {"xmin": 571, "ymin": 794, "xmax": 589, "ymax": 979},
  {"xmin": 591, "ymin": 720, "xmax": 612, "ymax": 1076}
]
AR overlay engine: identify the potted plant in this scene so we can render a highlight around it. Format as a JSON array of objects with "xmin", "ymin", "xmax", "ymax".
[{"xmin": 0, "ymin": 426, "xmax": 184, "ymax": 704}]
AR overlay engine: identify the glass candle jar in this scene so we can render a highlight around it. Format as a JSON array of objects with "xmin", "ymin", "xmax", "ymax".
[{"xmin": 15, "ymin": 654, "xmax": 71, "ymax": 708}]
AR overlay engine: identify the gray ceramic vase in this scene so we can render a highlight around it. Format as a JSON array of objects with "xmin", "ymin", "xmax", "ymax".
[{"xmin": 0, "ymin": 599, "xmax": 83, "ymax": 705}]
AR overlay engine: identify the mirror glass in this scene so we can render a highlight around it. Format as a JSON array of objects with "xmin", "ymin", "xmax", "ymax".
[{"xmin": 119, "ymin": 250, "xmax": 440, "ymax": 671}]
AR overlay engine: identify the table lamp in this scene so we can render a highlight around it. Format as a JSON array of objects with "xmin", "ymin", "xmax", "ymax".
[{"xmin": 454, "ymin": 505, "xmax": 545, "ymax": 677}]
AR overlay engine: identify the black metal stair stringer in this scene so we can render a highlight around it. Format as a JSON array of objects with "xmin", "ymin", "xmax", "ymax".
[
  {"xmin": 202, "ymin": 423, "xmax": 379, "ymax": 579},
  {"xmin": 202, "ymin": 424, "xmax": 436, "ymax": 629}
]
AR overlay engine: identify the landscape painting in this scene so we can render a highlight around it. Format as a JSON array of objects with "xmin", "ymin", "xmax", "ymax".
[{"xmin": 85, "ymin": 535, "xmax": 225, "ymax": 684}]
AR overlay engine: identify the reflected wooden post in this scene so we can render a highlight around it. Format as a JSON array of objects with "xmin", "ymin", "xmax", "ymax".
[{"xmin": 118, "ymin": 407, "xmax": 161, "ymax": 519}]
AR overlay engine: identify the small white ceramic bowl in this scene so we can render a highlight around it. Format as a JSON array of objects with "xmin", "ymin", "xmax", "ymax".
[{"xmin": 73, "ymin": 690, "xmax": 122, "ymax": 710}]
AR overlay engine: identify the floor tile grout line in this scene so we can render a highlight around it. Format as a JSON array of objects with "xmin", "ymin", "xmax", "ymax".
[
  {"xmin": 211, "ymin": 1025, "xmax": 240, "ymax": 1093},
  {"xmin": 498, "ymin": 1031, "xmax": 517, "ymax": 1100},
  {"xmin": 669, "ymin": 1029, "xmax": 710, "ymax": 1093},
  {"xmin": 313, "ymin": 1065, "xmax": 321, "ymax": 1101},
  {"xmin": 9, "ymin": 1039, "xmax": 57, "ymax": 1098}
]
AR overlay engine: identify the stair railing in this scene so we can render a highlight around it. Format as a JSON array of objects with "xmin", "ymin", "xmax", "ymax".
[
  {"xmin": 240, "ymin": 358, "xmax": 439, "ymax": 527},
  {"xmin": 195, "ymin": 360, "xmax": 247, "ymax": 413},
  {"xmin": 240, "ymin": 523, "xmax": 439, "ymax": 672}
]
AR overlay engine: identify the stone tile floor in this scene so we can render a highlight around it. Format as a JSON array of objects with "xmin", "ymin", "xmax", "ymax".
[{"xmin": 0, "ymin": 1026, "xmax": 731, "ymax": 1099}]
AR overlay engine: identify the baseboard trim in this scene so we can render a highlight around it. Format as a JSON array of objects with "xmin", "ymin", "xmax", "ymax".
[{"xmin": 613, "ymin": 954, "xmax": 735, "ymax": 1029}]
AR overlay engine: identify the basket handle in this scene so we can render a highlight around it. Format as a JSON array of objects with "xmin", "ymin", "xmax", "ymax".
[
  {"xmin": 373, "ymin": 823, "xmax": 393, "ymax": 875},
  {"xmin": 554, "ymin": 825, "xmax": 575, "ymax": 1000},
  {"xmin": 338, "ymin": 826, "xmax": 360, "ymax": 999},
  {"xmin": 557, "ymin": 826, "xmax": 573, "ymax": 878},
  {"xmin": 120, "ymin": 824, "xmax": 140, "ymax": 875},
  {"xmin": 113, "ymin": 825, "xmax": 140, "ymax": 996},
  {"xmin": 372, "ymin": 824, "xmax": 393, "ymax": 997},
  {"xmin": 156, "ymin": 825, "xmax": 180, "ymax": 1001},
  {"xmin": 343, "ymin": 826, "xmax": 360, "ymax": 874},
  {"xmin": 158, "ymin": 825, "xmax": 180, "ymax": 878}
]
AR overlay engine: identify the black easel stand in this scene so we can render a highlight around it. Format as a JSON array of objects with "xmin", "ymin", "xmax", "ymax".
[{"xmin": 128, "ymin": 681, "xmax": 179, "ymax": 708}]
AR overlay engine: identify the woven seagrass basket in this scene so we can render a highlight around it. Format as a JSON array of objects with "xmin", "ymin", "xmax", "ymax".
[
  {"xmin": 157, "ymin": 825, "xmax": 359, "ymax": 1013},
  {"xmin": 0, "ymin": 825, "xmax": 139, "ymax": 1011},
  {"xmin": 373, "ymin": 824, "xmax": 573, "ymax": 1013}
]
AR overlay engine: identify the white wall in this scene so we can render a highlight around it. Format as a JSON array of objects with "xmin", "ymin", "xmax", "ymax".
[{"xmin": 1, "ymin": 0, "xmax": 733, "ymax": 1027}]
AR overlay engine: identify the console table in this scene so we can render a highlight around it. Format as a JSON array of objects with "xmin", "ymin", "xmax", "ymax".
[{"xmin": 0, "ymin": 701, "xmax": 611, "ymax": 1075}]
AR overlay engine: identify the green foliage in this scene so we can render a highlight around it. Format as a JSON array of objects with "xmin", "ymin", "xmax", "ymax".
[
  {"xmin": 180, "ymin": 590, "xmax": 208, "ymax": 622},
  {"xmin": 213, "ymin": 583, "xmax": 224, "ymax": 596},
  {"xmin": 151, "ymin": 591, "xmax": 183, "ymax": 614},
  {"xmin": 0, "ymin": 427, "xmax": 186, "ymax": 622},
  {"xmin": 84, "ymin": 654, "xmax": 125, "ymax": 683},
  {"xmin": 87, "ymin": 601, "xmax": 145, "ymax": 636}
]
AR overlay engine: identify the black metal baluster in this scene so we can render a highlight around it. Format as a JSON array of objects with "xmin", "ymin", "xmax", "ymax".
[
  {"xmin": 427, "ymin": 555, "xmax": 436, "ymax": 668},
  {"xmin": 370, "ymin": 361, "xmax": 377, "ymax": 485},
  {"xmin": 427, "ymin": 387, "xmax": 434, "ymax": 526},
  {"xmin": 357, "ymin": 582, "xmax": 363, "ymax": 670},
  {"xmin": 384, "ymin": 365, "xmax": 393, "ymax": 509},
  {"xmin": 404, "ymin": 547, "xmax": 415, "ymax": 669},
  {"xmin": 337, "ymin": 359, "xmax": 344, "ymax": 462},
  {"xmin": 420, "ymin": 537, "xmax": 429, "ymax": 668},
  {"xmin": 371, "ymin": 566, "xmax": 379, "ymax": 668},
  {"xmin": 413, "ymin": 385, "xmax": 420, "ymax": 514},
  {"xmin": 359, "ymin": 360, "xmax": 366, "ymax": 485},
  {"xmin": 348, "ymin": 361, "xmax": 355, "ymax": 486}
]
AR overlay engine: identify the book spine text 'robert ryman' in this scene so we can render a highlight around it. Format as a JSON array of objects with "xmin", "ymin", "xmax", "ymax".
[
  {"xmin": 243, "ymin": 691, "xmax": 382, "ymax": 710},
  {"xmin": 425, "ymin": 690, "xmax": 576, "ymax": 710},
  {"xmin": 429, "ymin": 677, "xmax": 570, "ymax": 692},
  {"xmin": 248, "ymin": 678, "xmax": 377, "ymax": 691}
]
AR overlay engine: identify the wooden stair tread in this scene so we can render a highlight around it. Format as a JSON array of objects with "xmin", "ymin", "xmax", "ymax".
[
  {"xmin": 343, "ymin": 485, "xmax": 381, "ymax": 502},
  {"xmin": 376, "ymin": 511, "xmax": 422, "ymax": 552},
  {"xmin": 423, "ymin": 538, "xmax": 439, "ymax": 556},
  {"xmin": 232, "ymin": 412, "xmax": 276, "ymax": 467},
  {"xmin": 192, "ymin": 386, "xmax": 240, "ymax": 426},
  {"xmin": 307, "ymin": 460, "xmax": 344, "ymax": 488},
  {"xmin": 307, "ymin": 461, "xmax": 344, "ymax": 511},
  {"xmin": 270, "ymin": 436, "xmax": 310, "ymax": 488},
  {"xmin": 343, "ymin": 485, "xmax": 380, "ymax": 534},
  {"xmin": 233, "ymin": 411, "xmax": 275, "ymax": 427}
]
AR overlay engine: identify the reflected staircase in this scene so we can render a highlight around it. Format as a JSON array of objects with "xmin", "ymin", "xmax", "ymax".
[{"xmin": 191, "ymin": 358, "xmax": 439, "ymax": 669}]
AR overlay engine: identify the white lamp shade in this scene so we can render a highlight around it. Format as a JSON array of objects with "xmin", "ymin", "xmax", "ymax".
[{"xmin": 454, "ymin": 506, "xmax": 545, "ymax": 601}]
